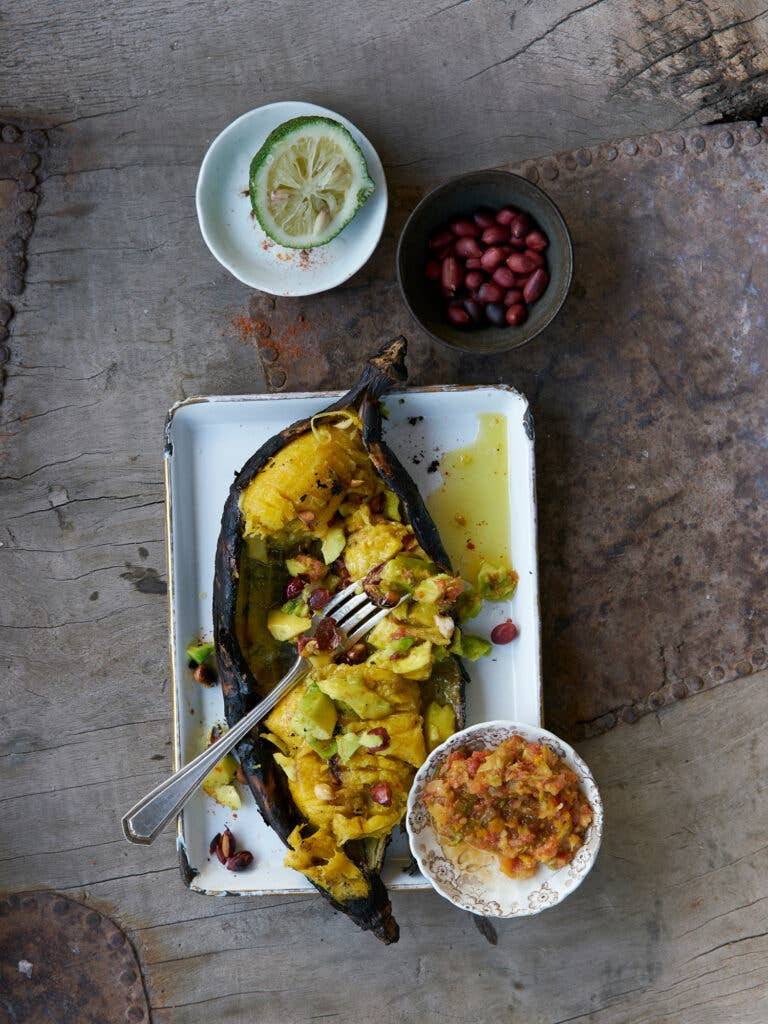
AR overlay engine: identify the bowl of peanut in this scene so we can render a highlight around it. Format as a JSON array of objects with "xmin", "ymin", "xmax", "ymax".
[{"xmin": 397, "ymin": 169, "xmax": 573, "ymax": 354}]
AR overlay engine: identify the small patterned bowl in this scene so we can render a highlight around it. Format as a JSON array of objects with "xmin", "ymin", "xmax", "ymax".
[{"xmin": 406, "ymin": 720, "xmax": 603, "ymax": 918}]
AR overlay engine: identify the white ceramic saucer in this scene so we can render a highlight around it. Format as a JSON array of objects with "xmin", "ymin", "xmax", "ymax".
[{"xmin": 196, "ymin": 101, "xmax": 388, "ymax": 296}]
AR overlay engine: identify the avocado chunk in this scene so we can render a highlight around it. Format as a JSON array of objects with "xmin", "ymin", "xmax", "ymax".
[
  {"xmin": 316, "ymin": 666, "xmax": 393, "ymax": 719},
  {"xmin": 321, "ymin": 524, "xmax": 346, "ymax": 564},
  {"xmin": 292, "ymin": 682, "xmax": 337, "ymax": 741},
  {"xmin": 455, "ymin": 586, "xmax": 483, "ymax": 623},
  {"xmin": 267, "ymin": 609, "xmax": 312, "ymax": 641},
  {"xmin": 477, "ymin": 561, "xmax": 519, "ymax": 601},
  {"xmin": 424, "ymin": 701, "xmax": 456, "ymax": 751},
  {"xmin": 381, "ymin": 555, "xmax": 435, "ymax": 594},
  {"xmin": 368, "ymin": 636, "xmax": 415, "ymax": 666},
  {"xmin": 388, "ymin": 640, "xmax": 432, "ymax": 676},
  {"xmin": 383, "ymin": 490, "xmax": 402, "ymax": 522},
  {"xmin": 186, "ymin": 641, "xmax": 214, "ymax": 665},
  {"xmin": 449, "ymin": 628, "xmax": 492, "ymax": 661}
]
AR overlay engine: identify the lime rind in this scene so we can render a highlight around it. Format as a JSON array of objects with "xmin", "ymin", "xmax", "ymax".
[{"xmin": 249, "ymin": 116, "xmax": 375, "ymax": 249}]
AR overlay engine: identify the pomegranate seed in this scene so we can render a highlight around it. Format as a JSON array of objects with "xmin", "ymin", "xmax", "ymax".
[
  {"xmin": 371, "ymin": 781, "xmax": 392, "ymax": 806},
  {"xmin": 491, "ymin": 619, "xmax": 519, "ymax": 644},
  {"xmin": 285, "ymin": 576, "xmax": 304, "ymax": 600}
]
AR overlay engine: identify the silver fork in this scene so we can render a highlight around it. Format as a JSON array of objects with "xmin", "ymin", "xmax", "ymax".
[{"xmin": 121, "ymin": 580, "xmax": 405, "ymax": 845}]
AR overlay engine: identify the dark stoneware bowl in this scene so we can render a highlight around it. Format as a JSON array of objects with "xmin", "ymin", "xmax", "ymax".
[{"xmin": 397, "ymin": 169, "xmax": 573, "ymax": 354}]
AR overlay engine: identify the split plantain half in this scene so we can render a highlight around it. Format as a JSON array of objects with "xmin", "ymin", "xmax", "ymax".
[{"xmin": 213, "ymin": 338, "xmax": 511, "ymax": 942}]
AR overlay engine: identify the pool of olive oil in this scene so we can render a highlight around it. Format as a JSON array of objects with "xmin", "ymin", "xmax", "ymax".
[{"xmin": 426, "ymin": 412, "xmax": 510, "ymax": 585}]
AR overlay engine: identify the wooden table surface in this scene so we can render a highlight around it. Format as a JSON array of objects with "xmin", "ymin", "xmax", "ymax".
[{"xmin": 2, "ymin": 3, "xmax": 767, "ymax": 1022}]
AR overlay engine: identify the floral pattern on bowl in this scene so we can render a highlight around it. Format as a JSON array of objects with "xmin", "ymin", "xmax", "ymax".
[{"xmin": 406, "ymin": 720, "xmax": 604, "ymax": 918}]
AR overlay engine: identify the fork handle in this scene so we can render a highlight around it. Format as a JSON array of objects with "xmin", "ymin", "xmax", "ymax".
[{"xmin": 121, "ymin": 658, "xmax": 307, "ymax": 845}]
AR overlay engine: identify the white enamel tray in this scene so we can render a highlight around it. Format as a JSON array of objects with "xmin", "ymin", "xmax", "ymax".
[{"xmin": 164, "ymin": 385, "xmax": 541, "ymax": 894}]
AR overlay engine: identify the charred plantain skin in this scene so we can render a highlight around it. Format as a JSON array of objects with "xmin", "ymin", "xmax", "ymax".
[{"xmin": 213, "ymin": 337, "xmax": 463, "ymax": 943}]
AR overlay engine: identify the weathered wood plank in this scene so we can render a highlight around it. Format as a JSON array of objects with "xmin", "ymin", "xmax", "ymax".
[{"xmin": 1, "ymin": 1, "xmax": 767, "ymax": 1021}]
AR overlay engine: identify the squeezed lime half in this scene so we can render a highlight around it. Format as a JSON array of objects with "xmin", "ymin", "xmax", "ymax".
[{"xmin": 249, "ymin": 116, "xmax": 375, "ymax": 249}]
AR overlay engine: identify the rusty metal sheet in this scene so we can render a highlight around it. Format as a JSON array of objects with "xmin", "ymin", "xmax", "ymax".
[
  {"xmin": 245, "ymin": 121, "xmax": 768, "ymax": 738},
  {"xmin": 0, "ymin": 890, "xmax": 150, "ymax": 1023}
]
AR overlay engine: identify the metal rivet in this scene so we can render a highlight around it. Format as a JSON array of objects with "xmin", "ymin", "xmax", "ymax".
[
  {"xmin": 603, "ymin": 145, "xmax": 618, "ymax": 161},
  {"xmin": 53, "ymin": 899, "xmax": 69, "ymax": 914},
  {"xmin": 692, "ymin": 135, "xmax": 706, "ymax": 153},
  {"xmin": 671, "ymin": 682, "xmax": 687, "ymax": 700},
  {"xmin": 259, "ymin": 343, "xmax": 278, "ymax": 364},
  {"xmin": 1, "ymin": 124, "xmax": 20, "ymax": 143},
  {"xmin": 120, "ymin": 969, "xmax": 138, "ymax": 985},
  {"xmin": 751, "ymin": 648, "xmax": 766, "ymax": 667},
  {"xmin": 719, "ymin": 131, "xmax": 734, "ymax": 148},
  {"xmin": 0, "ymin": 344, "xmax": 10, "ymax": 363},
  {"xmin": 563, "ymin": 154, "xmax": 577, "ymax": 171},
  {"xmin": 110, "ymin": 930, "xmax": 126, "ymax": 947},
  {"xmin": 687, "ymin": 675, "xmax": 704, "ymax": 691},
  {"xmin": 0, "ymin": 327, "xmax": 9, "ymax": 345},
  {"xmin": 624, "ymin": 141, "xmax": 638, "ymax": 155},
  {"xmin": 267, "ymin": 366, "xmax": 287, "ymax": 390},
  {"xmin": 576, "ymin": 148, "xmax": 592, "ymax": 166},
  {"xmin": 18, "ymin": 172, "xmax": 36, "ymax": 191},
  {"xmin": 27, "ymin": 129, "xmax": 47, "ymax": 149},
  {"xmin": 87, "ymin": 911, "xmax": 101, "ymax": 928},
  {"xmin": 649, "ymin": 691, "xmax": 665, "ymax": 708},
  {"xmin": 17, "ymin": 191, "xmax": 37, "ymax": 212},
  {"xmin": 735, "ymin": 660, "xmax": 753, "ymax": 676},
  {"xmin": 541, "ymin": 161, "xmax": 558, "ymax": 180},
  {"xmin": 126, "ymin": 1007, "xmax": 145, "ymax": 1022},
  {"xmin": 621, "ymin": 705, "xmax": 638, "ymax": 724},
  {"xmin": 711, "ymin": 665, "xmax": 725, "ymax": 681},
  {"xmin": 746, "ymin": 130, "xmax": 762, "ymax": 146},
  {"xmin": 524, "ymin": 165, "xmax": 539, "ymax": 183},
  {"xmin": 671, "ymin": 136, "xmax": 686, "ymax": 153},
  {"xmin": 0, "ymin": 302, "xmax": 11, "ymax": 325}
]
